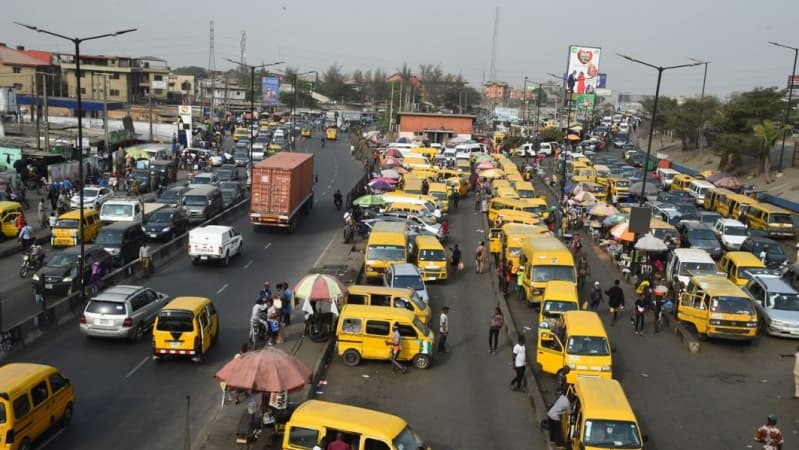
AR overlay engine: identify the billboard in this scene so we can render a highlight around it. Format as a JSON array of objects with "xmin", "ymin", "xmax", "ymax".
[
  {"xmin": 566, "ymin": 45, "xmax": 601, "ymax": 112},
  {"xmin": 261, "ymin": 76, "xmax": 280, "ymax": 107},
  {"xmin": 493, "ymin": 107, "xmax": 520, "ymax": 122}
]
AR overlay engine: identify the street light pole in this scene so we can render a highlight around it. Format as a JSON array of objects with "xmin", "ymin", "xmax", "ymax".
[
  {"xmin": 688, "ymin": 58, "xmax": 710, "ymax": 150},
  {"xmin": 289, "ymin": 71, "xmax": 317, "ymax": 151},
  {"xmin": 618, "ymin": 54, "xmax": 703, "ymax": 205},
  {"xmin": 522, "ymin": 76, "xmax": 528, "ymax": 134},
  {"xmin": 16, "ymin": 22, "xmax": 136, "ymax": 299},
  {"xmin": 222, "ymin": 58, "xmax": 283, "ymax": 186},
  {"xmin": 769, "ymin": 41, "xmax": 799, "ymax": 172}
]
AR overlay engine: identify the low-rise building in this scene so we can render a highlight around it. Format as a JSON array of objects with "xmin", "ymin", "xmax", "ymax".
[{"xmin": 396, "ymin": 112, "xmax": 475, "ymax": 144}]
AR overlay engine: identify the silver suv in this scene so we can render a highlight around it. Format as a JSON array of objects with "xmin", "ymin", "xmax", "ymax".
[
  {"xmin": 383, "ymin": 263, "xmax": 430, "ymax": 304},
  {"xmin": 80, "ymin": 285, "xmax": 169, "ymax": 341},
  {"xmin": 744, "ymin": 275, "xmax": 799, "ymax": 338}
]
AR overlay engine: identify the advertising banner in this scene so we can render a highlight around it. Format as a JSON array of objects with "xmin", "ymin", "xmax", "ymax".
[
  {"xmin": 565, "ymin": 45, "xmax": 601, "ymax": 116},
  {"xmin": 493, "ymin": 107, "xmax": 520, "ymax": 122},
  {"xmin": 262, "ymin": 76, "xmax": 280, "ymax": 107}
]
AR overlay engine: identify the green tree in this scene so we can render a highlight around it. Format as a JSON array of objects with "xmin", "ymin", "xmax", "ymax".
[
  {"xmin": 539, "ymin": 127, "xmax": 564, "ymax": 142},
  {"xmin": 173, "ymin": 66, "xmax": 208, "ymax": 78},
  {"xmin": 753, "ymin": 119, "xmax": 781, "ymax": 183}
]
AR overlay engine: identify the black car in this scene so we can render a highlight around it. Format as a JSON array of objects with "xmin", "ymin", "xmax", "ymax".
[
  {"xmin": 674, "ymin": 203, "xmax": 700, "ymax": 222},
  {"xmin": 149, "ymin": 160, "xmax": 175, "ymax": 187},
  {"xmin": 95, "ymin": 222, "xmax": 147, "ymax": 266},
  {"xmin": 157, "ymin": 186, "xmax": 191, "ymax": 207},
  {"xmin": 657, "ymin": 191, "xmax": 695, "ymax": 205},
  {"xmin": 128, "ymin": 168, "xmax": 152, "ymax": 192},
  {"xmin": 143, "ymin": 207, "xmax": 189, "ymax": 241},
  {"xmin": 216, "ymin": 164, "xmax": 239, "ymax": 182},
  {"xmin": 233, "ymin": 150, "xmax": 250, "ymax": 167},
  {"xmin": 33, "ymin": 245, "xmax": 112, "ymax": 296},
  {"xmin": 698, "ymin": 211, "xmax": 723, "ymax": 228},
  {"xmin": 220, "ymin": 182, "xmax": 245, "ymax": 208},
  {"xmin": 740, "ymin": 236, "xmax": 787, "ymax": 269},
  {"xmin": 680, "ymin": 221, "xmax": 723, "ymax": 258}
]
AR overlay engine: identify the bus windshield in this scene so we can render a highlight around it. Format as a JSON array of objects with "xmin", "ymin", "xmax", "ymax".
[
  {"xmin": 532, "ymin": 265, "xmax": 576, "ymax": 283},
  {"xmin": 367, "ymin": 245, "xmax": 405, "ymax": 261},
  {"xmin": 584, "ymin": 420, "xmax": 641, "ymax": 448},
  {"xmin": 711, "ymin": 296, "xmax": 755, "ymax": 314}
]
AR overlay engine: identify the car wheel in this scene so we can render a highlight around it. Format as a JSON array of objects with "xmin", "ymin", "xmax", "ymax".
[
  {"xmin": 61, "ymin": 402, "xmax": 74, "ymax": 427},
  {"xmin": 18, "ymin": 439, "xmax": 32, "ymax": 450},
  {"xmin": 342, "ymin": 349, "xmax": 361, "ymax": 367},
  {"xmin": 131, "ymin": 323, "xmax": 144, "ymax": 343},
  {"xmin": 191, "ymin": 257, "xmax": 198, "ymax": 265},
  {"xmin": 413, "ymin": 354, "xmax": 431, "ymax": 369},
  {"xmin": 224, "ymin": 252, "xmax": 230, "ymax": 266}
]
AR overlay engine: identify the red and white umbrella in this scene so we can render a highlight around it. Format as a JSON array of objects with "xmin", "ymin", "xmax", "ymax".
[{"xmin": 292, "ymin": 273, "xmax": 348, "ymax": 303}]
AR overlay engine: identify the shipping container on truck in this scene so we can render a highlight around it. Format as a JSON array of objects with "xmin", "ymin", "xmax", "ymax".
[{"xmin": 249, "ymin": 152, "xmax": 314, "ymax": 231}]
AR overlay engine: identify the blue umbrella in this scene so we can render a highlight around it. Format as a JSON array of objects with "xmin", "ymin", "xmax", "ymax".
[{"xmin": 564, "ymin": 183, "xmax": 576, "ymax": 194}]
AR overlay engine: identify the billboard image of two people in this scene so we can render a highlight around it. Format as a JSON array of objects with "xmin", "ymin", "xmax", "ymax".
[
  {"xmin": 262, "ymin": 76, "xmax": 279, "ymax": 107},
  {"xmin": 566, "ymin": 45, "xmax": 601, "ymax": 110}
]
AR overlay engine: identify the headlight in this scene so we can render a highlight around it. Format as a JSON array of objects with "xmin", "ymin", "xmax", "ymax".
[
  {"xmin": 161, "ymin": 227, "xmax": 171, "ymax": 232},
  {"xmin": 532, "ymin": 289, "xmax": 543, "ymax": 295},
  {"xmin": 746, "ymin": 322, "xmax": 758, "ymax": 328},
  {"xmin": 32, "ymin": 273, "xmax": 40, "ymax": 281},
  {"xmin": 709, "ymin": 319, "xmax": 721, "ymax": 325},
  {"xmin": 63, "ymin": 276, "xmax": 72, "ymax": 282},
  {"xmin": 600, "ymin": 365, "xmax": 612, "ymax": 372},
  {"xmin": 770, "ymin": 320, "xmax": 788, "ymax": 327}
]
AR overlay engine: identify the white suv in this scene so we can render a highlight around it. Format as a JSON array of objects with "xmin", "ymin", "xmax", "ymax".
[{"xmin": 712, "ymin": 218, "xmax": 748, "ymax": 250}]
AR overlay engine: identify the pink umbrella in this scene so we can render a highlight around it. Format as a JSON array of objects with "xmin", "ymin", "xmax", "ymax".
[
  {"xmin": 714, "ymin": 176, "xmax": 743, "ymax": 190},
  {"xmin": 385, "ymin": 148, "xmax": 403, "ymax": 158},
  {"xmin": 215, "ymin": 347, "xmax": 312, "ymax": 393},
  {"xmin": 381, "ymin": 157, "xmax": 402, "ymax": 169},
  {"xmin": 369, "ymin": 177, "xmax": 399, "ymax": 185},
  {"xmin": 476, "ymin": 161, "xmax": 496, "ymax": 171}
]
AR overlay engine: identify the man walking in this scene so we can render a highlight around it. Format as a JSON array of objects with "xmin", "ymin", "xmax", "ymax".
[
  {"xmin": 779, "ymin": 345, "xmax": 799, "ymax": 399},
  {"xmin": 390, "ymin": 322, "xmax": 407, "ymax": 373},
  {"xmin": 588, "ymin": 281, "xmax": 603, "ymax": 312},
  {"xmin": 139, "ymin": 242, "xmax": 152, "ymax": 276},
  {"xmin": 754, "ymin": 414, "xmax": 783, "ymax": 450},
  {"xmin": 18, "ymin": 220, "xmax": 34, "ymax": 250},
  {"xmin": 437, "ymin": 306, "xmax": 449, "ymax": 354},
  {"xmin": 510, "ymin": 334, "xmax": 527, "ymax": 391},
  {"xmin": 475, "ymin": 241, "xmax": 486, "ymax": 274},
  {"xmin": 605, "ymin": 279, "xmax": 625, "ymax": 325}
]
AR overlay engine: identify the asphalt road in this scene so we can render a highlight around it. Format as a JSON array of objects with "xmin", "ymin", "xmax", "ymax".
[
  {"xmin": 526, "ymin": 159, "xmax": 799, "ymax": 449},
  {"xmin": 8, "ymin": 136, "xmax": 363, "ymax": 450},
  {"xmin": 320, "ymin": 195, "xmax": 543, "ymax": 450}
]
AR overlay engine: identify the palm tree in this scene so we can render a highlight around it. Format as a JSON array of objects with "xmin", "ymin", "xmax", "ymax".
[{"xmin": 753, "ymin": 119, "xmax": 781, "ymax": 183}]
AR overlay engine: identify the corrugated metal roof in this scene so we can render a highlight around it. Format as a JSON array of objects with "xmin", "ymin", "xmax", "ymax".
[{"xmin": 0, "ymin": 45, "xmax": 48, "ymax": 67}]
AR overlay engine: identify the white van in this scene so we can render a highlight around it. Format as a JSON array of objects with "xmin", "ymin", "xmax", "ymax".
[
  {"xmin": 388, "ymin": 142, "xmax": 413, "ymax": 150},
  {"xmin": 538, "ymin": 142, "xmax": 553, "ymax": 156},
  {"xmin": 688, "ymin": 180, "xmax": 716, "ymax": 206},
  {"xmin": 666, "ymin": 248, "xmax": 719, "ymax": 289},
  {"xmin": 188, "ymin": 225, "xmax": 244, "ymax": 266},
  {"xmin": 656, "ymin": 168, "xmax": 680, "ymax": 188}
]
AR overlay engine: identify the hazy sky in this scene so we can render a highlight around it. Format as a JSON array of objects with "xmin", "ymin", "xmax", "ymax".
[{"xmin": 5, "ymin": 0, "xmax": 798, "ymax": 100}]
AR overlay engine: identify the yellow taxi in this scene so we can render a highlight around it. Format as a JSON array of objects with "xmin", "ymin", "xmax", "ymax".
[{"xmin": 152, "ymin": 296, "xmax": 219, "ymax": 362}]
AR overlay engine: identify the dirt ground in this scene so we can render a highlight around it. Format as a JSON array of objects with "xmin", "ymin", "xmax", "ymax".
[{"xmin": 650, "ymin": 134, "xmax": 799, "ymax": 203}]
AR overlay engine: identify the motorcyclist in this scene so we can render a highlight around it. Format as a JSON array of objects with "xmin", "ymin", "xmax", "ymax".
[
  {"xmin": 321, "ymin": 136, "xmax": 326, "ymax": 147},
  {"xmin": 250, "ymin": 298, "xmax": 269, "ymax": 343},
  {"xmin": 334, "ymin": 190, "xmax": 343, "ymax": 210},
  {"xmin": 28, "ymin": 242, "xmax": 44, "ymax": 267}
]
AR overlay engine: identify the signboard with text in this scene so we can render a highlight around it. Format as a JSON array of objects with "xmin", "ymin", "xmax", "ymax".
[
  {"xmin": 262, "ymin": 76, "xmax": 280, "ymax": 107},
  {"xmin": 565, "ymin": 45, "xmax": 602, "ymax": 114}
]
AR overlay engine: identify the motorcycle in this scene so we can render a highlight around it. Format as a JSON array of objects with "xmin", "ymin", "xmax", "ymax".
[
  {"xmin": 334, "ymin": 196, "xmax": 342, "ymax": 211},
  {"xmin": 20, "ymin": 250, "xmax": 44, "ymax": 278}
]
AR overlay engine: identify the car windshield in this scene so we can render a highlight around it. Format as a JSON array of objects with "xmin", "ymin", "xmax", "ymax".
[
  {"xmin": 393, "ymin": 274, "xmax": 424, "ymax": 291},
  {"xmin": 184, "ymin": 195, "xmax": 207, "ymax": 207},
  {"xmin": 701, "ymin": 214, "xmax": 721, "ymax": 225},
  {"xmin": 532, "ymin": 265, "xmax": 576, "ymax": 283},
  {"xmin": 542, "ymin": 300, "xmax": 578, "ymax": 318},
  {"xmin": 566, "ymin": 336, "xmax": 610, "ymax": 356},
  {"xmin": 158, "ymin": 190, "xmax": 182, "ymax": 203},
  {"xmin": 711, "ymin": 296, "xmax": 755, "ymax": 314},
  {"xmin": 55, "ymin": 219, "xmax": 79, "ymax": 229},
  {"xmin": 688, "ymin": 229, "xmax": 717, "ymax": 240},
  {"xmin": 419, "ymin": 249, "xmax": 445, "ymax": 261},
  {"xmin": 133, "ymin": 169, "xmax": 149, "ymax": 177},
  {"xmin": 652, "ymin": 229, "xmax": 678, "ymax": 241},
  {"xmin": 678, "ymin": 262, "xmax": 717, "ymax": 276},
  {"xmin": 102, "ymin": 204, "xmax": 133, "ymax": 217},
  {"xmin": 408, "ymin": 292, "xmax": 427, "ymax": 311},
  {"xmin": 367, "ymin": 245, "xmax": 405, "ymax": 261},
  {"xmin": 583, "ymin": 420, "xmax": 642, "ymax": 448},
  {"xmin": 725, "ymin": 226, "xmax": 748, "ymax": 236},
  {"xmin": 737, "ymin": 266, "xmax": 763, "ymax": 280},
  {"xmin": 86, "ymin": 300, "xmax": 126, "ymax": 315},
  {"xmin": 192, "ymin": 176, "xmax": 211, "ymax": 185},
  {"xmin": 47, "ymin": 253, "xmax": 79, "ymax": 268},
  {"xmin": 81, "ymin": 188, "xmax": 99, "ymax": 198},
  {"xmin": 393, "ymin": 425, "xmax": 426, "ymax": 450},
  {"xmin": 770, "ymin": 213, "xmax": 793, "ymax": 224},
  {"xmin": 430, "ymin": 191, "xmax": 447, "ymax": 201},
  {"xmin": 95, "ymin": 231, "xmax": 123, "ymax": 245},
  {"xmin": 217, "ymin": 170, "xmax": 232, "ymax": 178},
  {"xmin": 148, "ymin": 211, "xmax": 173, "ymax": 223}
]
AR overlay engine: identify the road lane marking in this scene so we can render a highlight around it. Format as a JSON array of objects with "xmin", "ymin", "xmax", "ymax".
[
  {"xmin": 312, "ymin": 230, "xmax": 338, "ymax": 268},
  {"xmin": 264, "ymin": 242, "xmax": 272, "ymax": 250},
  {"xmin": 327, "ymin": 184, "xmax": 332, "ymax": 189},
  {"xmin": 243, "ymin": 260, "xmax": 253, "ymax": 269},
  {"xmin": 36, "ymin": 428, "xmax": 64, "ymax": 449},
  {"xmin": 216, "ymin": 283, "xmax": 229, "ymax": 295},
  {"xmin": 125, "ymin": 356, "xmax": 150, "ymax": 379}
]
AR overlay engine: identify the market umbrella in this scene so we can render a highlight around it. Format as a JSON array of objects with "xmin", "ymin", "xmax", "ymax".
[
  {"xmin": 353, "ymin": 194, "xmax": 386, "ymax": 207},
  {"xmin": 566, "ymin": 133, "xmax": 581, "ymax": 141},
  {"xmin": 478, "ymin": 168, "xmax": 505, "ymax": 179},
  {"xmin": 215, "ymin": 347, "xmax": 312, "ymax": 394},
  {"xmin": 714, "ymin": 176, "xmax": 743, "ymax": 190},
  {"xmin": 610, "ymin": 222, "xmax": 635, "ymax": 242},
  {"xmin": 706, "ymin": 171, "xmax": 725, "ymax": 183},
  {"xmin": 381, "ymin": 157, "xmax": 402, "ymax": 169},
  {"xmin": 574, "ymin": 191, "xmax": 597, "ymax": 205},
  {"xmin": 369, "ymin": 177, "xmax": 399, "ymax": 185},
  {"xmin": 634, "ymin": 234, "xmax": 669, "ymax": 252},
  {"xmin": 589, "ymin": 203, "xmax": 619, "ymax": 217},
  {"xmin": 368, "ymin": 180, "xmax": 394, "ymax": 191},
  {"xmin": 473, "ymin": 154, "xmax": 493, "ymax": 163},
  {"xmin": 293, "ymin": 273, "xmax": 348, "ymax": 303},
  {"xmin": 629, "ymin": 182, "xmax": 659, "ymax": 196},
  {"xmin": 381, "ymin": 169, "xmax": 401, "ymax": 179},
  {"xmin": 603, "ymin": 213, "xmax": 629, "ymax": 226},
  {"xmin": 476, "ymin": 161, "xmax": 497, "ymax": 171}
]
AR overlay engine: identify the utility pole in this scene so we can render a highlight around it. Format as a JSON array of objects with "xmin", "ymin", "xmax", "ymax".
[
  {"xmin": 388, "ymin": 81, "xmax": 395, "ymax": 132},
  {"xmin": 689, "ymin": 58, "xmax": 710, "ymax": 150},
  {"xmin": 103, "ymin": 75, "xmax": 109, "ymax": 154},
  {"xmin": 43, "ymin": 74, "xmax": 49, "ymax": 152},
  {"xmin": 148, "ymin": 94, "xmax": 153, "ymax": 141},
  {"xmin": 33, "ymin": 73, "xmax": 40, "ymax": 149}
]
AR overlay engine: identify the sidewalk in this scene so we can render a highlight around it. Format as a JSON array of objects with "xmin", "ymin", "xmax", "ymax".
[{"xmin": 195, "ymin": 231, "xmax": 364, "ymax": 450}]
